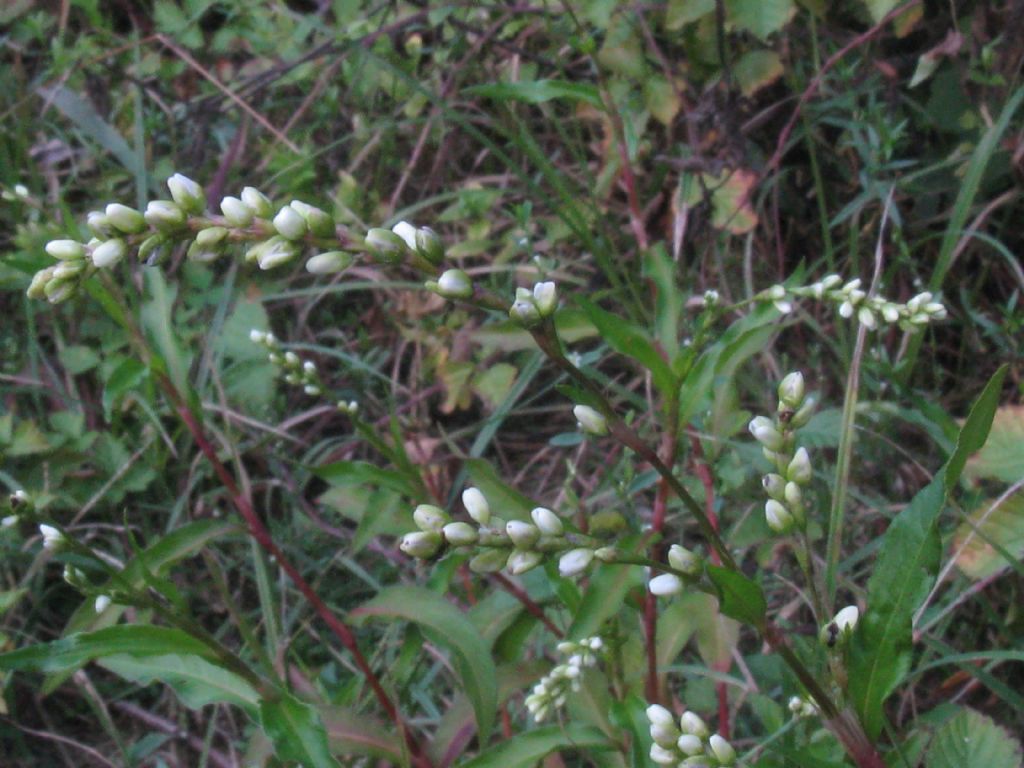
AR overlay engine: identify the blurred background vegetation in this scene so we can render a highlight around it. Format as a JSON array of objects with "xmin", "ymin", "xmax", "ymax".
[{"xmin": 1, "ymin": 1, "xmax": 1022, "ymax": 766}]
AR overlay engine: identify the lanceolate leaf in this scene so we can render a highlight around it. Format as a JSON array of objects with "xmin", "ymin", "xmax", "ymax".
[
  {"xmin": 353, "ymin": 586, "xmax": 497, "ymax": 743},
  {"xmin": 464, "ymin": 80, "xmax": 602, "ymax": 108},
  {"xmin": 458, "ymin": 724, "xmax": 613, "ymax": 768},
  {"xmin": 706, "ymin": 566, "xmax": 767, "ymax": 627},
  {"xmin": 849, "ymin": 365, "xmax": 1007, "ymax": 739},
  {"xmin": 0, "ymin": 626, "xmax": 217, "ymax": 673},
  {"xmin": 100, "ymin": 653, "xmax": 260, "ymax": 712},
  {"xmin": 568, "ymin": 561, "xmax": 642, "ymax": 640},
  {"xmin": 259, "ymin": 692, "xmax": 340, "ymax": 768}
]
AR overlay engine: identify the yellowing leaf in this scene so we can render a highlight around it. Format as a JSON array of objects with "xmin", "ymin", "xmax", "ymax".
[
  {"xmin": 953, "ymin": 491, "xmax": 1024, "ymax": 580},
  {"xmin": 644, "ymin": 76, "xmax": 682, "ymax": 125},
  {"xmin": 735, "ymin": 50, "xmax": 785, "ymax": 97},
  {"xmin": 964, "ymin": 406, "xmax": 1024, "ymax": 484},
  {"xmin": 708, "ymin": 169, "xmax": 759, "ymax": 234}
]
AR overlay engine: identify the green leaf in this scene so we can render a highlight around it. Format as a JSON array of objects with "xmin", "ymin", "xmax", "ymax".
[
  {"xmin": 577, "ymin": 297, "xmax": 675, "ymax": 398},
  {"xmin": 0, "ymin": 627, "xmax": 217, "ymax": 673},
  {"xmin": 953, "ymin": 491, "xmax": 1024, "ymax": 580},
  {"xmin": 459, "ymin": 724, "xmax": 613, "ymax": 768},
  {"xmin": 568, "ymin": 561, "xmax": 642, "ymax": 640},
  {"xmin": 734, "ymin": 50, "xmax": 785, "ymax": 97},
  {"xmin": 848, "ymin": 477, "xmax": 944, "ymax": 741},
  {"xmin": 863, "ymin": 0, "xmax": 899, "ymax": 23},
  {"xmin": 665, "ymin": 0, "xmax": 714, "ymax": 29},
  {"xmin": 964, "ymin": 405, "xmax": 1024, "ymax": 484},
  {"xmin": 924, "ymin": 708, "xmax": 1023, "ymax": 768},
  {"xmin": 465, "ymin": 458, "xmax": 535, "ymax": 518},
  {"xmin": 59, "ymin": 344, "xmax": 101, "ymax": 375},
  {"xmin": 141, "ymin": 269, "xmax": 192, "ymax": 397},
  {"xmin": 321, "ymin": 707, "xmax": 404, "ymax": 762},
  {"xmin": 706, "ymin": 566, "xmax": 766, "ymax": 627},
  {"xmin": 313, "ymin": 459, "xmax": 418, "ymax": 498},
  {"xmin": 100, "ymin": 653, "xmax": 260, "ymax": 712},
  {"xmin": 353, "ymin": 586, "xmax": 497, "ymax": 743},
  {"xmin": 944, "ymin": 365, "xmax": 1007, "ymax": 494},
  {"xmin": 642, "ymin": 243, "xmax": 681, "ymax": 358},
  {"xmin": 725, "ymin": 0, "xmax": 795, "ymax": 39},
  {"xmin": 0, "ymin": 588, "xmax": 28, "ymax": 618},
  {"xmin": 260, "ymin": 692, "xmax": 340, "ymax": 768},
  {"xmin": 464, "ymin": 80, "xmax": 602, "ymax": 108}
]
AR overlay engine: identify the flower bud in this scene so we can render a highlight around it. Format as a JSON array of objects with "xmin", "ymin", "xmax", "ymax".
[
  {"xmin": 784, "ymin": 481, "xmax": 802, "ymax": 509},
  {"xmin": 442, "ymin": 522, "xmax": 478, "ymax": 546},
  {"xmin": 434, "ymin": 268, "xmax": 472, "ymax": 299},
  {"xmin": 188, "ymin": 226, "xmax": 229, "ymax": 262},
  {"xmin": 649, "ymin": 573, "xmax": 684, "ymax": 596},
  {"xmin": 27, "ymin": 267, "xmax": 55, "ymax": 299},
  {"xmin": 241, "ymin": 187, "xmax": 273, "ymax": 218},
  {"xmin": 594, "ymin": 546, "xmax": 618, "ymax": 562},
  {"xmin": 650, "ymin": 721, "xmax": 681, "ymax": 748},
  {"xmin": 462, "ymin": 487, "xmax": 490, "ymax": 525},
  {"xmin": 87, "ymin": 210, "xmax": 113, "ymax": 237},
  {"xmin": 46, "ymin": 240, "xmax": 86, "ymax": 261},
  {"xmin": 220, "ymin": 196, "xmax": 254, "ymax": 228},
  {"xmin": 95, "ymin": 595, "xmax": 112, "ymax": 613},
  {"xmin": 399, "ymin": 531, "xmax": 442, "ymax": 559},
  {"xmin": 364, "ymin": 228, "xmax": 407, "ymax": 263},
  {"xmin": 821, "ymin": 604, "xmax": 860, "ymax": 647},
  {"xmin": 52, "ymin": 259, "xmax": 86, "ymax": 279},
  {"xmin": 765, "ymin": 500, "xmax": 794, "ymax": 534},
  {"xmin": 782, "ymin": 451, "xmax": 810, "ymax": 487},
  {"xmin": 144, "ymin": 200, "xmax": 187, "ymax": 231},
  {"xmin": 91, "ymin": 238, "xmax": 127, "ymax": 268},
  {"xmin": 44, "ymin": 278, "xmax": 77, "ymax": 304},
  {"xmin": 777, "ymin": 372, "xmax": 805, "ymax": 408},
  {"xmin": 789, "ymin": 395, "xmax": 817, "ymax": 429},
  {"xmin": 709, "ymin": 733, "xmax": 736, "ymax": 765},
  {"xmin": 1, "ymin": 515, "xmax": 18, "ymax": 528},
  {"xmin": 677, "ymin": 733, "xmax": 704, "ymax": 756},
  {"xmin": 532, "ymin": 281, "xmax": 557, "ymax": 316},
  {"xmin": 256, "ymin": 236, "xmax": 299, "ymax": 270},
  {"xmin": 413, "ymin": 504, "xmax": 448, "ymax": 533},
  {"xmin": 762, "ymin": 473, "xmax": 786, "ymax": 500},
  {"xmin": 679, "ymin": 711, "xmax": 709, "ymax": 739},
  {"xmin": 509, "ymin": 290, "xmax": 541, "ymax": 327},
  {"xmin": 306, "ymin": 251, "xmax": 353, "ymax": 274},
  {"xmin": 167, "ymin": 173, "xmax": 206, "ymax": 214},
  {"xmin": 858, "ymin": 307, "xmax": 877, "ymax": 330},
  {"xmin": 573, "ymin": 405, "xmax": 608, "ymax": 436},
  {"xmin": 507, "ymin": 549, "xmax": 543, "ymax": 575},
  {"xmin": 415, "ymin": 227, "xmax": 444, "ymax": 265},
  {"xmin": 558, "ymin": 548, "xmax": 594, "ymax": 577},
  {"xmin": 748, "ymin": 416, "xmax": 784, "ymax": 452},
  {"xmin": 649, "ymin": 744, "xmax": 677, "ymax": 765},
  {"xmin": 391, "ymin": 220, "xmax": 417, "ymax": 250},
  {"xmin": 138, "ymin": 234, "xmax": 169, "ymax": 265},
  {"xmin": 273, "ymin": 205, "xmax": 308, "ymax": 240},
  {"xmin": 469, "ymin": 548, "xmax": 508, "ymax": 573},
  {"xmin": 39, "ymin": 523, "xmax": 64, "ymax": 551},
  {"xmin": 667, "ymin": 544, "xmax": 703, "ymax": 577},
  {"xmin": 646, "ymin": 704, "xmax": 675, "ymax": 727},
  {"xmin": 105, "ymin": 203, "xmax": 146, "ymax": 234},
  {"xmin": 531, "ymin": 507, "xmax": 563, "ymax": 536},
  {"xmin": 506, "ymin": 520, "xmax": 540, "ymax": 550}
]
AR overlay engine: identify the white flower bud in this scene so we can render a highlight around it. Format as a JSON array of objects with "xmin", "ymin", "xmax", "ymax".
[
  {"xmin": 306, "ymin": 251, "xmax": 353, "ymax": 274},
  {"xmin": 144, "ymin": 200, "xmax": 187, "ymax": 230},
  {"xmin": 558, "ymin": 548, "xmax": 594, "ymax": 577},
  {"xmin": 167, "ymin": 173, "xmax": 206, "ymax": 214},
  {"xmin": 594, "ymin": 546, "xmax": 617, "ymax": 562},
  {"xmin": 777, "ymin": 372, "xmax": 805, "ymax": 408},
  {"xmin": 787, "ymin": 447, "xmax": 812, "ymax": 484},
  {"xmin": 435, "ymin": 268, "xmax": 473, "ymax": 299},
  {"xmin": 91, "ymin": 239, "xmax": 127, "ymax": 268},
  {"xmin": 506, "ymin": 520, "xmax": 540, "ymax": 550},
  {"xmin": 532, "ymin": 281, "xmax": 557, "ymax": 316},
  {"xmin": 442, "ymin": 522, "xmax": 478, "ymax": 546},
  {"xmin": 44, "ymin": 278, "xmax": 77, "ymax": 304},
  {"xmin": 220, "ymin": 196, "xmax": 254, "ymax": 227},
  {"xmin": 39, "ymin": 524, "xmax": 64, "ymax": 551},
  {"xmin": 784, "ymin": 481, "xmax": 802, "ymax": 509},
  {"xmin": 762, "ymin": 473, "xmax": 786, "ymax": 500},
  {"xmin": 241, "ymin": 187, "xmax": 273, "ymax": 218},
  {"xmin": 468, "ymin": 548, "xmax": 508, "ymax": 573},
  {"xmin": 391, "ymin": 220, "xmax": 417, "ymax": 250},
  {"xmin": 790, "ymin": 396, "xmax": 817, "ymax": 429},
  {"xmin": 399, "ymin": 531, "xmax": 442, "ymax": 558},
  {"xmin": 839, "ymin": 300, "xmax": 855, "ymax": 318},
  {"xmin": 531, "ymin": 507, "xmax": 563, "ymax": 536},
  {"xmin": 105, "ymin": 203, "xmax": 146, "ymax": 234},
  {"xmin": 646, "ymin": 704, "xmax": 675, "ymax": 726},
  {"xmin": 667, "ymin": 544, "xmax": 702, "ymax": 577},
  {"xmin": 649, "ymin": 573, "xmax": 684, "ymax": 596},
  {"xmin": 95, "ymin": 595, "xmax": 112, "ymax": 613},
  {"xmin": 677, "ymin": 733, "xmax": 704, "ymax": 756},
  {"xmin": 768, "ymin": 284, "xmax": 787, "ymax": 300},
  {"xmin": 413, "ymin": 504, "xmax": 448, "ymax": 532},
  {"xmin": 774, "ymin": 299, "xmax": 794, "ymax": 314},
  {"xmin": 249, "ymin": 329, "xmax": 266, "ymax": 343},
  {"xmin": 709, "ymin": 733, "xmax": 736, "ymax": 765},
  {"xmin": 462, "ymin": 487, "xmax": 490, "ymax": 525},
  {"xmin": 86, "ymin": 211, "xmax": 113, "ymax": 237},
  {"xmin": 881, "ymin": 304, "xmax": 900, "ymax": 323},
  {"xmin": 256, "ymin": 236, "xmax": 299, "ymax": 270},
  {"xmin": 649, "ymin": 744, "xmax": 677, "ymax": 765},
  {"xmin": 364, "ymin": 228, "xmax": 407, "ymax": 263},
  {"xmin": 858, "ymin": 306, "xmax": 877, "ymax": 330},
  {"xmin": 507, "ymin": 549, "xmax": 543, "ymax": 575},
  {"xmin": 273, "ymin": 205, "xmax": 308, "ymax": 240},
  {"xmin": 509, "ymin": 295, "xmax": 542, "ymax": 327},
  {"xmin": 46, "ymin": 240, "xmax": 86, "ymax": 261},
  {"xmin": 834, "ymin": 604, "xmax": 859, "ymax": 633},
  {"xmin": 679, "ymin": 711, "xmax": 709, "ymax": 739},
  {"xmin": 765, "ymin": 500, "xmax": 794, "ymax": 534},
  {"xmin": 650, "ymin": 722, "xmax": 681, "ymax": 748},
  {"xmin": 53, "ymin": 259, "xmax": 85, "ymax": 279},
  {"xmin": 2, "ymin": 516, "xmax": 18, "ymax": 527},
  {"xmin": 573, "ymin": 405, "xmax": 609, "ymax": 436},
  {"xmin": 748, "ymin": 416, "xmax": 784, "ymax": 451},
  {"xmin": 414, "ymin": 227, "xmax": 444, "ymax": 265}
]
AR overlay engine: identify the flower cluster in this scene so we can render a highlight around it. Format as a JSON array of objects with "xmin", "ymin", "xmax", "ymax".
[
  {"xmin": 399, "ymin": 487, "xmax": 613, "ymax": 577},
  {"xmin": 524, "ymin": 636, "xmax": 604, "ymax": 723},
  {"xmin": 749, "ymin": 372, "xmax": 815, "ymax": 535},
  {"xmin": 758, "ymin": 276, "xmax": 947, "ymax": 331},
  {"xmin": 509, "ymin": 281, "xmax": 557, "ymax": 327},
  {"xmin": 647, "ymin": 544, "xmax": 705, "ymax": 598},
  {"xmin": 788, "ymin": 695, "xmax": 819, "ymax": 719},
  {"xmin": 249, "ymin": 330, "xmax": 322, "ymax": 396},
  {"xmin": 646, "ymin": 705, "xmax": 738, "ymax": 766}
]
